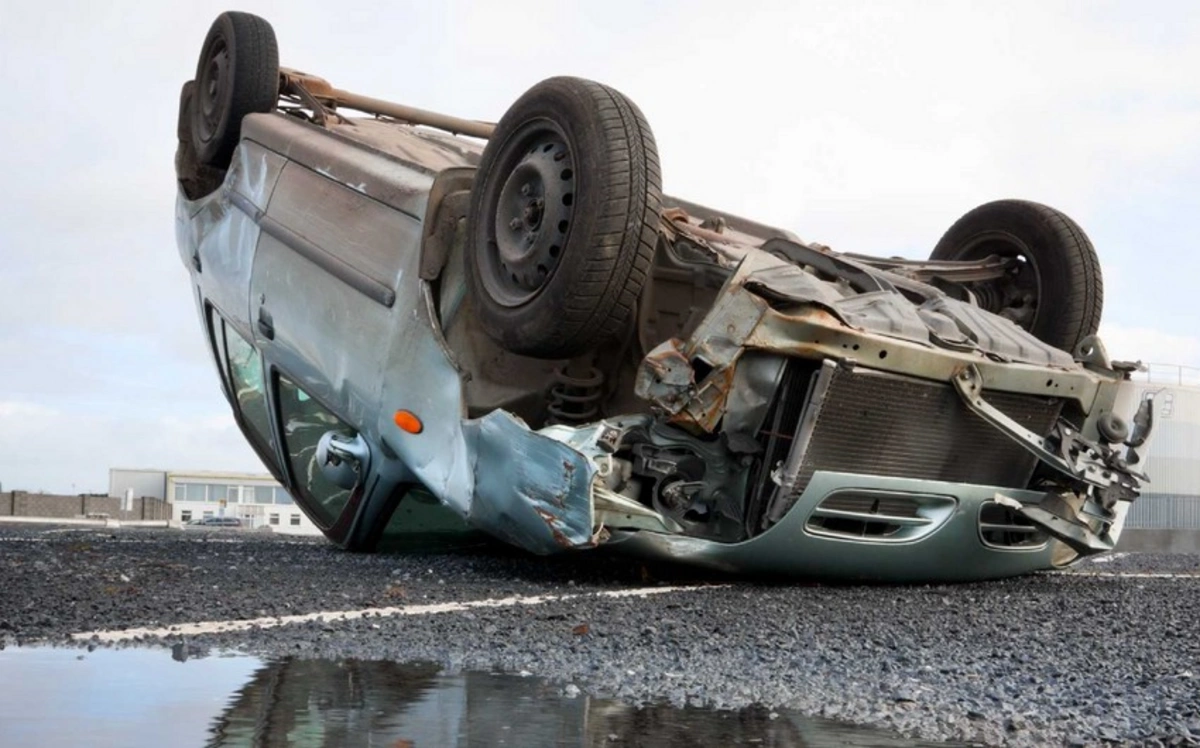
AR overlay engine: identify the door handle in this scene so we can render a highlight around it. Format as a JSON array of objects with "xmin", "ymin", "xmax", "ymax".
[{"xmin": 257, "ymin": 308, "xmax": 275, "ymax": 340}]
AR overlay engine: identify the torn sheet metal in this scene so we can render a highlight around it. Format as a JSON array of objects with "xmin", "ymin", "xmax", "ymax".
[{"xmin": 463, "ymin": 411, "xmax": 596, "ymax": 554}]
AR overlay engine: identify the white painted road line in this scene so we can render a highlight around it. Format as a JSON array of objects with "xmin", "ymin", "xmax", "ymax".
[
  {"xmin": 71, "ymin": 585, "xmax": 729, "ymax": 643},
  {"xmin": 1061, "ymin": 571, "xmax": 1200, "ymax": 579}
]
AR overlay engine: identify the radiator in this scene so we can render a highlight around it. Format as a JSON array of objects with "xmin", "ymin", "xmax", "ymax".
[{"xmin": 759, "ymin": 361, "xmax": 1062, "ymax": 526}]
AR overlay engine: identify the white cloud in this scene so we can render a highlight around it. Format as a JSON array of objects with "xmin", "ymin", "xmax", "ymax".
[
  {"xmin": 0, "ymin": 400, "xmax": 265, "ymax": 495},
  {"xmin": 1099, "ymin": 324, "xmax": 1200, "ymax": 370}
]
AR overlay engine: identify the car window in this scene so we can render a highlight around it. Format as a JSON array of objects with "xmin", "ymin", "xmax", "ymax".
[
  {"xmin": 205, "ymin": 304, "xmax": 230, "ymax": 395},
  {"xmin": 276, "ymin": 376, "xmax": 357, "ymax": 526},
  {"xmin": 224, "ymin": 324, "xmax": 277, "ymax": 455}
]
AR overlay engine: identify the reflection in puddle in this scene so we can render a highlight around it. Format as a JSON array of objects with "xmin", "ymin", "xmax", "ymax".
[{"xmin": 0, "ymin": 647, "xmax": 953, "ymax": 747}]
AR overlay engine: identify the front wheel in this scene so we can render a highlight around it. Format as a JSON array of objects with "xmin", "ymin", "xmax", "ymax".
[
  {"xmin": 931, "ymin": 199, "xmax": 1103, "ymax": 353},
  {"xmin": 465, "ymin": 77, "xmax": 662, "ymax": 359}
]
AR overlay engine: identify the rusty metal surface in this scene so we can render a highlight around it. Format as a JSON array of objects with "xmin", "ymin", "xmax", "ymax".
[{"xmin": 279, "ymin": 67, "xmax": 496, "ymax": 139}]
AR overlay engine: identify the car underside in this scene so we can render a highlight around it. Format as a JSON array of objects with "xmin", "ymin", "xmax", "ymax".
[{"xmin": 174, "ymin": 13, "xmax": 1154, "ymax": 581}]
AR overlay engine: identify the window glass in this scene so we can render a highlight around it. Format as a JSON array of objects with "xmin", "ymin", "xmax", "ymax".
[
  {"xmin": 177, "ymin": 484, "xmax": 206, "ymax": 502},
  {"xmin": 277, "ymin": 376, "xmax": 357, "ymax": 526},
  {"xmin": 290, "ymin": 514, "xmax": 301, "ymax": 526},
  {"xmin": 242, "ymin": 486, "xmax": 257, "ymax": 504},
  {"xmin": 181, "ymin": 510, "xmax": 192, "ymax": 522},
  {"xmin": 269, "ymin": 513, "xmax": 279, "ymax": 526},
  {"xmin": 208, "ymin": 485, "xmax": 227, "ymax": 503},
  {"xmin": 224, "ymin": 326, "xmax": 276, "ymax": 454},
  {"xmin": 274, "ymin": 487, "xmax": 294, "ymax": 505},
  {"xmin": 207, "ymin": 305, "xmax": 230, "ymax": 393}
]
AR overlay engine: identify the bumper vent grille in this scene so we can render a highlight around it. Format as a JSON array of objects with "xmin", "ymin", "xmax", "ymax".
[
  {"xmin": 805, "ymin": 490, "xmax": 956, "ymax": 542},
  {"xmin": 979, "ymin": 500, "xmax": 1049, "ymax": 549},
  {"xmin": 765, "ymin": 362, "xmax": 1062, "ymax": 526}
]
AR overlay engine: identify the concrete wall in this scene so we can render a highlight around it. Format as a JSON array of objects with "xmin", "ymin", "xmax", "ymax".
[{"xmin": 0, "ymin": 491, "xmax": 171, "ymax": 521}]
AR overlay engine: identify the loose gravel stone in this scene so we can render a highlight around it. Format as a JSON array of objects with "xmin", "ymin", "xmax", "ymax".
[{"xmin": 2, "ymin": 524, "xmax": 1198, "ymax": 746}]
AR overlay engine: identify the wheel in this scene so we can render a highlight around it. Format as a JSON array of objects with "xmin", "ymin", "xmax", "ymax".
[
  {"xmin": 466, "ymin": 76, "xmax": 662, "ymax": 359},
  {"xmin": 177, "ymin": 80, "xmax": 195, "ymax": 143},
  {"xmin": 191, "ymin": 11, "xmax": 279, "ymax": 168},
  {"xmin": 931, "ymin": 199, "xmax": 1103, "ymax": 353}
]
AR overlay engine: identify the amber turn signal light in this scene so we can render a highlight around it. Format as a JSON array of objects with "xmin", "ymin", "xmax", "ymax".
[{"xmin": 393, "ymin": 409, "xmax": 423, "ymax": 434}]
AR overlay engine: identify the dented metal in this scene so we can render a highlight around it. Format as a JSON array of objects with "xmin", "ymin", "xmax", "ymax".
[{"xmin": 175, "ymin": 59, "xmax": 1154, "ymax": 580}]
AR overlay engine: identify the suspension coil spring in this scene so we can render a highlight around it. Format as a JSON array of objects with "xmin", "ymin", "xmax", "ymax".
[{"xmin": 546, "ymin": 365, "xmax": 605, "ymax": 424}]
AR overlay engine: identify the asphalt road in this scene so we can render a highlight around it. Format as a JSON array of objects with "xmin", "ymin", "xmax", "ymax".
[{"xmin": 2, "ymin": 524, "xmax": 1198, "ymax": 746}]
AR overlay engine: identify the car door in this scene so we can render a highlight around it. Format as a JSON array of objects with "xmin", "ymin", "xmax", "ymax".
[
  {"xmin": 248, "ymin": 157, "xmax": 417, "ymax": 420},
  {"xmin": 209, "ymin": 305, "xmax": 375, "ymax": 543},
  {"xmin": 246, "ymin": 151, "xmax": 425, "ymax": 543}
]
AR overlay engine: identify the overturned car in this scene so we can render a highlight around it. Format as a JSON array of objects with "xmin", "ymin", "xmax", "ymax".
[{"xmin": 175, "ymin": 12, "xmax": 1154, "ymax": 581}]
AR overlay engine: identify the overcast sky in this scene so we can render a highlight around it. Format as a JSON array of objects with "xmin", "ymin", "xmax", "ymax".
[{"xmin": 1, "ymin": 1, "xmax": 1198, "ymax": 493}]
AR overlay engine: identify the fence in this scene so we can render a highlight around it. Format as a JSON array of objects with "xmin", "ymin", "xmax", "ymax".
[
  {"xmin": 1131, "ymin": 363, "xmax": 1200, "ymax": 388},
  {"xmin": 0, "ymin": 492, "xmax": 171, "ymax": 522}
]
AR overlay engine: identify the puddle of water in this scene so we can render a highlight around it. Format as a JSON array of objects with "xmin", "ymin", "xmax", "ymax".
[{"xmin": 0, "ymin": 647, "xmax": 955, "ymax": 747}]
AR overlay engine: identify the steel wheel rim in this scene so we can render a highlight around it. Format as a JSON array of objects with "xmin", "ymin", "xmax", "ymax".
[
  {"xmin": 480, "ymin": 121, "xmax": 576, "ymax": 307},
  {"xmin": 195, "ymin": 35, "xmax": 230, "ymax": 145}
]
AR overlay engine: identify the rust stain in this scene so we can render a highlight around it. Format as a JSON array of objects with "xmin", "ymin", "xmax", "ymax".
[
  {"xmin": 644, "ymin": 346, "xmax": 691, "ymax": 380},
  {"xmin": 667, "ymin": 364, "xmax": 736, "ymax": 433},
  {"xmin": 280, "ymin": 67, "xmax": 336, "ymax": 99},
  {"xmin": 548, "ymin": 459, "xmax": 576, "ymax": 509},
  {"xmin": 534, "ymin": 507, "xmax": 573, "ymax": 548}
]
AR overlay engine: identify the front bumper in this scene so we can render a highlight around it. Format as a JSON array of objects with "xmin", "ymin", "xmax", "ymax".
[{"xmin": 606, "ymin": 471, "xmax": 1065, "ymax": 582}]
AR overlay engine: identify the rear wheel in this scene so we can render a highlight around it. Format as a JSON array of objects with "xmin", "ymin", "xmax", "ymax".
[
  {"xmin": 191, "ymin": 11, "xmax": 279, "ymax": 168},
  {"xmin": 931, "ymin": 199, "xmax": 1103, "ymax": 353},
  {"xmin": 466, "ymin": 77, "xmax": 662, "ymax": 359}
]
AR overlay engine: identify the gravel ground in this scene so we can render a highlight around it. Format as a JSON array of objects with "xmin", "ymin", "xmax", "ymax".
[{"xmin": 2, "ymin": 524, "xmax": 1199, "ymax": 746}]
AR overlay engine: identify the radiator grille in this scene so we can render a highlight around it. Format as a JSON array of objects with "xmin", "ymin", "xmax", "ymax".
[{"xmin": 764, "ymin": 363, "xmax": 1062, "ymax": 525}]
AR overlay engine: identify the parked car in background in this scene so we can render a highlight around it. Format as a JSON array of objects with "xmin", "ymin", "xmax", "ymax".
[
  {"xmin": 173, "ymin": 12, "xmax": 1154, "ymax": 581},
  {"xmin": 185, "ymin": 517, "xmax": 243, "ymax": 528}
]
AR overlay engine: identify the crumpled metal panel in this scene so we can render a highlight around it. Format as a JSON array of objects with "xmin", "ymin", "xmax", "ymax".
[
  {"xmin": 743, "ymin": 262, "xmax": 849, "ymax": 310},
  {"xmin": 731, "ymin": 247, "xmax": 1077, "ymax": 368},
  {"xmin": 833, "ymin": 291, "xmax": 931, "ymax": 340},
  {"xmin": 919, "ymin": 297, "xmax": 1075, "ymax": 367},
  {"xmin": 464, "ymin": 411, "xmax": 596, "ymax": 554},
  {"xmin": 634, "ymin": 338, "xmax": 694, "ymax": 414},
  {"xmin": 634, "ymin": 280, "xmax": 768, "ymax": 430}
]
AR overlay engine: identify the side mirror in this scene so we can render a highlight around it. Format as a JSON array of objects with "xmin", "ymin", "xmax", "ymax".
[{"xmin": 316, "ymin": 431, "xmax": 369, "ymax": 490}]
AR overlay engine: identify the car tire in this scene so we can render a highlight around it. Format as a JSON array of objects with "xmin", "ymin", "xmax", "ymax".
[
  {"xmin": 466, "ymin": 77, "xmax": 662, "ymax": 359},
  {"xmin": 931, "ymin": 199, "xmax": 1103, "ymax": 353},
  {"xmin": 190, "ymin": 11, "xmax": 279, "ymax": 168}
]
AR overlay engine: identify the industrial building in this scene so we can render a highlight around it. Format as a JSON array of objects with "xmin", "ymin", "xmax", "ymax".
[
  {"xmin": 1125, "ymin": 365, "xmax": 1200, "ymax": 532},
  {"xmin": 108, "ymin": 468, "xmax": 321, "ymax": 536}
]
